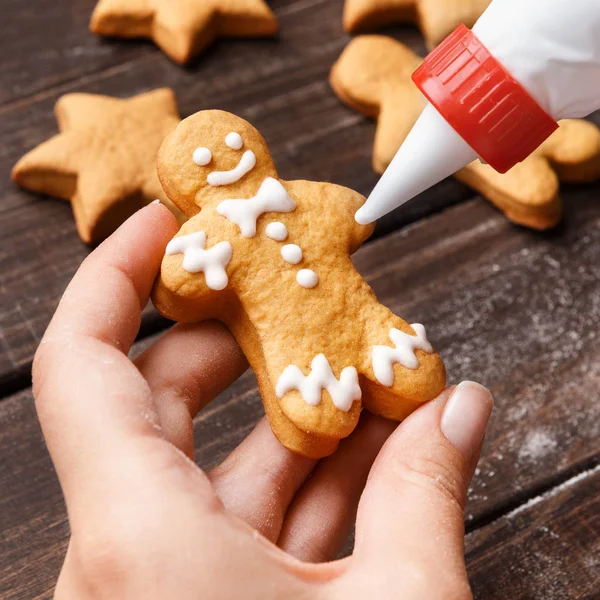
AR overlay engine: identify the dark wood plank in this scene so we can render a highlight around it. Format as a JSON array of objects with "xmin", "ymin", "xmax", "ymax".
[
  {"xmin": 466, "ymin": 465, "xmax": 600, "ymax": 600},
  {"xmin": 0, "ymin": 0, "xmax": 425, "ymax": 108},
  {"xmin": 0, "ymin": 0, "xmax": 477, "ymax": 390},
  {"xmin": 0, "ymin": 0, "xmax": 152, "ymax": 107},
  {"xmin": 3, "ymin": 192, "xmax": 600, "ymax": 598}
]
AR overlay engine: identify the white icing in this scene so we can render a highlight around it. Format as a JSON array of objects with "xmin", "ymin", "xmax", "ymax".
[
  {"xmin": 276, "ymin": 354, "xmax": 361, "ymax": 412},
  {"xmin": 225, "ymin": 132, "xmax": 243, "ymax": 150},
  {"xmin": 217, "ymin": 177, "xmax": 296, "ymax": 238},
  {"xmin": 297, "ymin": 269, "xmax": 318, "ymax": 288},
  {"xmin": 265, "ymin": 222, "xmax": 288, "ymax": 241},
  {"xmin": 372, "ymin": 324, "xmax": 433, "ymax": 386},
  {"xmin": 207, "ymin": 150, "xmax": 256, "ymax": 186},
  {"xmin": 193, "ymin": 147, "xmax": 212, "ymax": 166},
  {"xmin": 165, "ymin": 232, "xmax": 232, "ymax": 291},
  {"xmin": 281, "ymin": 244, "xmax": 302, "ymax": 264}
]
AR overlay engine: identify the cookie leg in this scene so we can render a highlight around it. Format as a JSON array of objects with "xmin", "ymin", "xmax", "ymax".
[
  {"xmin": 225, "ymin": 314, "xmax": 352, "ymax": 457},
  {"xmin": 360, "ymin": 321, "xmax": 446, "ymax": 422},
  {"xmin": 272, "ymin": 352, "xmax": 362, "ymax": 442},
  {"xmin": 257, "ymin": 374, "xmax": 341, "ymax": 459}
]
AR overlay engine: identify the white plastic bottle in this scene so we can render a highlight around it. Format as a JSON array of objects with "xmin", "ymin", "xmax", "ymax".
[{"xmin": 355, "ymin": 0, "xmax": 600, "ymax": 225}]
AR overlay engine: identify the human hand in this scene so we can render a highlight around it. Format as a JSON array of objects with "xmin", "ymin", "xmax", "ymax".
[{"xmin": 33, "ymin": 203, "xmax": 493, "ymax": 599}]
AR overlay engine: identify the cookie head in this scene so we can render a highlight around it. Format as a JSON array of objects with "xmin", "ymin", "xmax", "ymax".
[{"xmin": 157, "ymin": 110, "xmax": 277, "ymax": 217}]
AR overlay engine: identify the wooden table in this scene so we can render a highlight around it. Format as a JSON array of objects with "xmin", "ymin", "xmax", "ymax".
[{"xmin": 1, "ymin": 2, "xmax": 599, "ymax": 598}]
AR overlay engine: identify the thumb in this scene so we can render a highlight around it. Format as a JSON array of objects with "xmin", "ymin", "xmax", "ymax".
[{"xmin": 353, "ymin": 382, "xmax": 493, "ymax": 576}]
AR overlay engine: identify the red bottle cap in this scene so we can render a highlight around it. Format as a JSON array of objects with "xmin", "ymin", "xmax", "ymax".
[{"xmin": 412, "ymin": 24, "xmax": 558, "ymax": 174}]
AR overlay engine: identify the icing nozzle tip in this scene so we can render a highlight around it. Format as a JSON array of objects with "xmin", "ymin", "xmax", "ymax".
[
  {"xmin": 354, "ymin": 207, "xmax": 374, "ymax": 225},
  {"xmin": 359, "ymin": 103, "xmax": 479, "ymax": 222}
]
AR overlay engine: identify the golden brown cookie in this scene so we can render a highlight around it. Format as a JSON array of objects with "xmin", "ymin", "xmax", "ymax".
[
  {"xmin": 151, "ymin": 110, "xmax": 446, "ymax": 458},
  {"xmin": 330, "ymin": 36, "xmax": 600, "ymax": 230},
  {"xmin": 12, "ymin": 89, "xmax": 182, "ymax": 244},
  {"xmin": 90, "ymin": 0, "xmax": 278, "ymax": 65},
  {"xmin": 343, "ymin": 0, "xmax": 491, "ymax": 49}
]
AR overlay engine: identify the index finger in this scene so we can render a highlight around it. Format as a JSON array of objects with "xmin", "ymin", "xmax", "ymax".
[
  {"xmin": 33, "ymin": 204, "xmax": 180, "ymax": 510},
  {"xmin": 47, "ymin": 202, "xmax": 178, "ymax": 353}
]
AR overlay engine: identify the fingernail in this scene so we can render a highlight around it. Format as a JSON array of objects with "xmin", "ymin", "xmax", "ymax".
[
  {"xmin": 441, "ymin": 381, "xmax": 493, "ymax": 458},
  {"xmin": 151, "ymin": 199, "xmax": 161, "ymax": 205}
]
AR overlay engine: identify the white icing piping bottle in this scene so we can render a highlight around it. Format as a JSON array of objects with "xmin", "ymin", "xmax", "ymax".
[{"xmin": 355, "ymin": 0, "xmax": 600, "ymax": 225}]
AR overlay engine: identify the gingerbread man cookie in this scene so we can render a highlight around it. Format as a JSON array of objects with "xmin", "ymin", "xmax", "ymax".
[
  {"xmin": 152, "ymin": 110, "xmax": 446, "ymax": 458},
  {"xmin": 90, "ymin": 0, "xmax": 278, "ymax": 65},
  {"xmin": 330, "ymin": 36, "xmax": 600, "ymax": 230},
  {"xmin": 343, "ymin": 0, "xmax": 491, "ymax": 49},
  {"xmin": 12, "ymin": 88, "xmax": 183, "ymax": 244}
]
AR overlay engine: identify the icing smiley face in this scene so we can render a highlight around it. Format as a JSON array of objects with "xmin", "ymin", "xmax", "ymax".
[{"xmin": 192, "ymin": 131, "xmax": 257, "ymax": 187}]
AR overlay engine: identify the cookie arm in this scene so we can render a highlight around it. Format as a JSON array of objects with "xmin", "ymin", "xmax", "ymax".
[
  {"xmin": 151, "ymin": 220, "xmax": 236, "ymax": 323},
  {"xmin": 152, "ymin": 273, "xmax": 225, "ymax": 324},
  {"xmin": 325, "ymin": 182, "xmax": 375, "ymax": 253},
  {"xmin": 284, "ymin": 180, "xmax": 375, "ymax": 253}
]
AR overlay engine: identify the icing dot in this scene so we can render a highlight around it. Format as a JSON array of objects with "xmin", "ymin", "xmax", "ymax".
[
  {"xmin": 281, "ymin": 244, "xmax": 302, "ymax": 264},
  {"xmin": 193, "ymin": 147, "xmax": 212, "ymax": 166},
  {"xmin": 297, "ymin": 269, "xmax": 318, "ymax": 288},
  {"xmin": 225, "ymin": 132, "xmax": 243, "ymax": 150},
  {"xmin": 265, "ymin": 222, "xmax": 288, "ymax": 241}
]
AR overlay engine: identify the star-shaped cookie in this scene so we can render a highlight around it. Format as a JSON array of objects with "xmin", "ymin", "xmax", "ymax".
[
  {"xmin": 12, "ymin": 89, "xmax": 181, "ymax": 244},
  {"xmin": 90, "ymin": 0, "xmax": 279, "ymax": 64},
  {"xmin": 343, "ymin": 0, "xmax": 491, "ymax": 49},
  {"xmin": 330, "ymin": 36, "xmax": 600, "ymax": 229}
]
